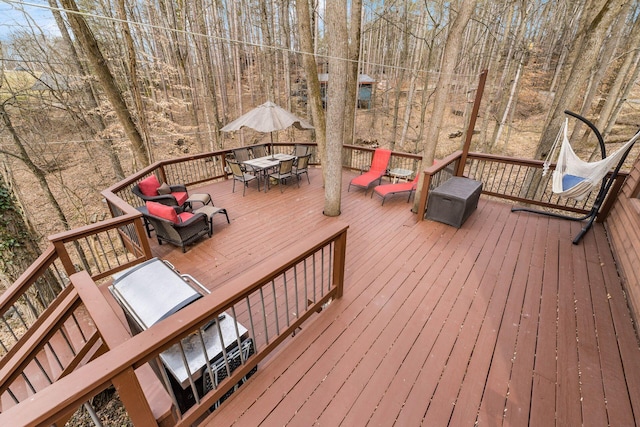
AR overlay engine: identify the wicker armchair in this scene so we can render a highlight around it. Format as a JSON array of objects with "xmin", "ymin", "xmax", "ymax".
[
  {"xmin": 143, "ymin": 202, "xmax": 211, "ymax": 252},
  {"xmin": 132, "ymin": 175, "xmax": 189, "ymax": 208}
]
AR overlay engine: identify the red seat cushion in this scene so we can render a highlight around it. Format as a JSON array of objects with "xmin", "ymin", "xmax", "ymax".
[
  {"xmin": 351, "ymin": 170, "xmax": 384, "ymax": 187},
  {"xmin": 374, "ymin": 181, "xmax": 416, "ymax": 196},
  {"xmin": 146, "ymin": 201, "xmax": 179, "ymax": 223},
  {"xmin": 139, "ymin": 176, "xmax": 161, "ymax": 196},
  {"xmin": 172, "ymin": 191, "xmax": 189, "ymax": 206},
  {"xmin": 177, "ymin": 212, "xmax": 194, "ymax": 223}
]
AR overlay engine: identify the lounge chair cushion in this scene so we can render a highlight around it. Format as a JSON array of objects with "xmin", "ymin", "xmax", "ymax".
[
  {"xmin": 139, "ymin": 175, "xmax": 161, "ymax": 196},
  {"xmin": 351, "ymin": 170, "xmax": 383, "ymax": 188},
  {"xmin": 172, "ymin": 191, "xmax": 189, "ymax": 206},
  {"xmin": 370, "ymin": 148, "xmax": 392, "ymax": 171},
  {"xmin": 177, "ymin": 212, "xmax": 194, "ymax": 223},
  {"xmin": 157, "ymin": 182, "xmax": 172, "ymax": 195},
  {"xmin": 374, "ymin": 180, "xmax": 416, "ymax": 197},
  {"xmin": 147, "ymin": 201, "xmax": 179, "ymax": 223},
  {"xmin": 562, "ymin": 174, "xmax": 585, "ymax": 191},
  {"xmin": 348, "ymin": 148, "xmax": 392, "ymax": 193}
]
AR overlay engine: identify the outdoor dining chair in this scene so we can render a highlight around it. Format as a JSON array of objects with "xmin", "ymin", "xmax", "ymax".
[
  {"xmin": 291, "ymin": 144, "xmax": 309, "ymax": 157},
  {"xmin": 251, "ymin": 144, "xmax": 268, "ymax": 158},
  {"xmin": 292, "ymin": 153, "xmax": 311, "ymax": 185},
  {"xmin": 232, "ymin": 148, "xmax": 252, "ymax": 162},
  {"xmin": 269, "ymin": 158, "xmax": 295, "ymax": 193},
  {"xmin": 228, "ymin": 159, "xmax": 259, "ymax": 196}
]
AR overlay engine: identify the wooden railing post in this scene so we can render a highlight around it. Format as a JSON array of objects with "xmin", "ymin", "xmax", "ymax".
[
  {"xmin": 417, "ymin": 171, "xmax": 432, "ymax": 221},
  {"xmin": 332, "ymin": 228, "xmax": 348, "ymax": 298},
  {"xmin": 112, "ymin": 368, "xmax": 159, "ymax": 426},
  {"xmin": 51, "ymin": 240, "xmax": 77, "ymax": 277},
  {"xmin": 132, "ymin": 216, "xmax": 153, "ymax": 258},
  {"xmin": 456, "ymin": 69, "xmax": 487, "ymax": 177},
  {"xmin": 157, "ymin": 165, "xmax": 168, "ymax": 184},
  {"xmin": 597, "ymin": 174, "xmax": 627, "ymax": 222}
]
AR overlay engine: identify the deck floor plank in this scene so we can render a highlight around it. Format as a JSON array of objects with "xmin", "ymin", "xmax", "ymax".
[
  {"xmin": 138, "ymin": 168, "xmax": 640, "ymax": 427},
  {"xmin": 451, "ymin": 209, "xmax": 532, "ymax": 427},
  {"xmin": 339, "ymin": 215, "xmax": 466, "ymax": 426},
  {"xmin": 528, "ymin": 217, "xmax": 560, "ymax": 426},
  {"xmin": 556, "ymin": 223, "xmax": 583, "ymax": 426},
  {"xmin": 572, "ymin": 226, "xmax": 609, "ymax": 427},
  {"xmin": 501, "ymin": 214, "xmax": 547, "ymax": 426}
]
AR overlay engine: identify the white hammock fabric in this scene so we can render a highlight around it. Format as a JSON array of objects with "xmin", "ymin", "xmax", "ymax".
[{"xmin": 543, "ymin": 119, "xmax": 640, "ymax": 201}]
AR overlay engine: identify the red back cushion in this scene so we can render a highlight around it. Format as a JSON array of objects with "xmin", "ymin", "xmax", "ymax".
[
  {"xmin": 146, "ymin": 201, "xmax": 179, "ymax": 224},
  {"xmin": 371, "ymin": 149, "xmax": 391, "ymax": 172},
  {"xmin": 139, "ymin": 175, "xmax": 161, "ymax": 196}
]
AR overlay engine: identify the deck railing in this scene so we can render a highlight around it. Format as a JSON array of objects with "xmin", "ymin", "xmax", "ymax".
[
  {"xmin": 464, "ymin": 152, "xmax": 626, "ymax": 219},
  {"xmin": 415, "ymin": 150, "xmax": 626, "ymax": 222},
  {"xmin": 342, "ymin": 144, "xmax": 422, "ymax": 173},
  {"xmin": 0, "ymin": 222, "xmax": 348, "ymax": 426},
  {"xmin": 0, "ymin": 142, "xmax": 628, "ymax": 425},
  {"xmin": 0, "ymin": 213, "xmax": 150, "ymax": 359}
]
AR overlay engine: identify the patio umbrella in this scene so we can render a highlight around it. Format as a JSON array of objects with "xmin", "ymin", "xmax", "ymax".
[{"xmin": 221, "ymin": 101, "xmax": 314, "ymax": 158}]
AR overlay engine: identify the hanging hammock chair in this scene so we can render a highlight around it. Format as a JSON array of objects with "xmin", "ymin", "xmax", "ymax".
[
  {"xmin": 513, "ymin": 110, "xmax": 640, "ymax": 244},
  {"xmin": 544, "ymin": 117, "xmax": 640, "ymax": 201}
]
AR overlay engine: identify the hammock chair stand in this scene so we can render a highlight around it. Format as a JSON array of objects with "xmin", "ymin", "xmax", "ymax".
[{"xmin": 512, "ymin": 110, "xmax": 638, "ymax": 245}]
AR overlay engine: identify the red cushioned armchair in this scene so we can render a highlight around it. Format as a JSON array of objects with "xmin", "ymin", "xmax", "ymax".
[
  {"xmin": 143, "ymin": 202, "xmax": 211, "ymax": 252},
  {"xmin": 132, "ymin": 175, "xmax": 190, "ymax": 209}
]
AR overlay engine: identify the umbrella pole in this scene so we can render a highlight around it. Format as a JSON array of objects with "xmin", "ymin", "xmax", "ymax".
[{"xmin": 270, "ymin": 132, "xmax": 275, "ymax": 159}]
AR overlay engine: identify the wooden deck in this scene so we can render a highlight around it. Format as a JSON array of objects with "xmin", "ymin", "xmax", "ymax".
[{"xmin": 149, "ymin": 167, "xmax": 640, "ymax": 426}]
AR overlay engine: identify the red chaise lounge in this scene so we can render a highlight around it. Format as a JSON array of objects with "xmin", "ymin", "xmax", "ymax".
[
  {"xmin": 372, "ymin": 175, "xmax": 419, "ymax": 205},
  {"xmin": 348, "ymin": 148, "xmax": 392, "ymax": 195}
]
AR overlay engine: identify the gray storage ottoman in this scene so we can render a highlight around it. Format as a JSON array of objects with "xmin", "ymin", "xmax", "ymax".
[{"xmin": 426, "ymin": 177, "xmax": 482, "ymax": 228}]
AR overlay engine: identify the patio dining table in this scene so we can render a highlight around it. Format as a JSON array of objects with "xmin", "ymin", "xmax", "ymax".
[{"xmin": 242, "ymin": 153, "xmax": 296, "ymax": 192}]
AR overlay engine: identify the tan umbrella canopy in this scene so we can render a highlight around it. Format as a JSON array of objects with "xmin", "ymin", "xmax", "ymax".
[{"xmin": 221, "ymin": 101, "xmax": 313, "ymax": 157}]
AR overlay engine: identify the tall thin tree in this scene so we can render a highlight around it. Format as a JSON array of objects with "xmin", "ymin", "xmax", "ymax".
[
  {"xmin": 296, "ymin": 0, "xmax": 327, "ymax": 179},
  {"xmin": 324, "ymin": 0, "xmax": 348, "ymax": 216},
  {"xmin": 58, "ymin": 0, "xmax": 150, "ymax": 167},
  {"xmin": 412, "ymin": 0, "xmax": 476, "ymax": 213}
]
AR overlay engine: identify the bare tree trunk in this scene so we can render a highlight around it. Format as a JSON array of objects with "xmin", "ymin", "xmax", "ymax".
[
  {"xmin": 343, "ymin": 0, "xmax": 363, "ymax": 147},
  {"xmin": 192, "ymin": 0, "xmax": 222, "ymax": 150},
  {"xmin": 570, "ymin": 1, "xmax": 631, "ymax": 142},
  {"xmin": 324, "ymin": 0, "xmax": 348, "ymax": 216},
  {"xmin": 260, "ymin": 1, "xmax": 276, "ymax": 102},
  {"xmin": 390, "ymin": 3, "xmax": 410, "ymax": 149},
  {"xmin": 399, "ymin": 11, "xmax": 427, "ymax": 150},
  {"xmin": 229, "ymin": 0, "xmax": 245, "ymax": 146},
  {"xmin": 116, "ymin": 0, "xmax": 153, "ymax": 162},
  {"xmin": 587, "ymin": 16, "xmax": 640, "ymax": 159},
  {"xmin": 495, "ymin": 50, "xmax": 526, "ymax": 150},
  {"xmin": 296, "ymin": 0, "xmax": 326, "ymax": 178},
  {"xmin": 412, "ymin": 0, "xmax": 476, "ymax": 213},
  {"xmin": 58, "ymin": 0, "xmax": 150, "ymax": 167},
  {"xmin": 49, "ymin": 0, "xmax": 125, "ymax": 179}
]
